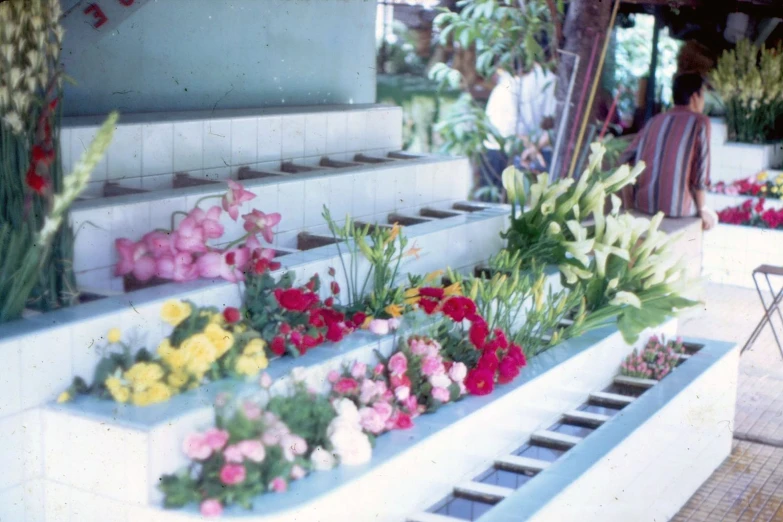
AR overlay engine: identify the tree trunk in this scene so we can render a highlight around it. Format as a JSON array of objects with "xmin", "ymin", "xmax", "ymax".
[{"xmin": 554, "ymin": 0, "xmax": 613, "ymax": 177}]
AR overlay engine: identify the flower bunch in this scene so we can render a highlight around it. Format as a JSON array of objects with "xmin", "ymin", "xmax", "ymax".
[
  {"xmin": 115, "ymin": 180, "xmax": 281, "ymax": 285},
  {"xmin": 717, "ymin": 197, "xmax": 783, "ymax": 229},
  {"xmin": 712, "ymin": 172, "xmax": 783, "ymax": 199},
  {"xmin": 244, "ymin": 271, "xmax": 354, "ymax": 357},
  {"xmin": 620, "ymin": 336, "xmax": 684, "ymax": 380},
  {"xmin": 394, "ymin": 336, "xmax": 467, "ymax": 410},
  {"xmin": 326, "ymin": 398, "xmax": 373, "ymax": 466}
]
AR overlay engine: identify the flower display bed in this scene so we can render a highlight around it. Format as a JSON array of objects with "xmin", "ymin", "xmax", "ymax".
[
  {"xmin": 702, "ymin": 223, "xmax": 783, "ymax": 288},
  {"xmin": 42, "ymin": 320, "xmax": 679, "ymax": 521}
]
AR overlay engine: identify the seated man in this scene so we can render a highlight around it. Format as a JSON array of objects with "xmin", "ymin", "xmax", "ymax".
[{"xmin": 619, "ymin": 73, "xmax": 717, "ymax": 230}]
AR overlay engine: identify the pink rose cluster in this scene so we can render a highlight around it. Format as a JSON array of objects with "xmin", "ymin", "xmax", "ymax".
[{"xmin": 115, "ymin": 180, "xmax": 282, "ymax": 284}]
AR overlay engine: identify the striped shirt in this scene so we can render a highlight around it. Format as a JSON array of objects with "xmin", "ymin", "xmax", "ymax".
[{"xmin": 619, "ymin": 107, "xmax": 711, "ymax": 217}]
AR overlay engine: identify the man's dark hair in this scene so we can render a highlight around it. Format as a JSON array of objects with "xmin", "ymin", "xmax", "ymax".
[{"xmin": 672, "ymin": 73, "xmax": 705, "ymax": 106}]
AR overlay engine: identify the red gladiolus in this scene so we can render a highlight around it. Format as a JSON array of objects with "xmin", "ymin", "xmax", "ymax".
[
  {"xmin": 330, "ymin": 281, "xmax": 340, "ymax": 295},
  {"xmin": 464, "ymin": 368, "xmax": 495, "ymax": 396},
  {"xmin": 497, "ymin": 357, "xmax": 520, "ymax": 384},
  {"xmin": 223, "ymin": 307, "xmax": 241, "ymax": 324},
  {"xmin": 755, "ymin": 198, "xmax": 766, "ymax": 214},
  {"xmin": 441, "ymin": 296, "xmax": 477, "ymax": 322},
  {"xmin": 395, "ymin": 412, "xmax": 414, "ymax": 430},
  {"xmin": 419, "ymin": 287, "xmax": 445, "ymax": 300},
  {"xmin": 270, "ymin": 337, "xmax": 286, "ymax": 356},
  {"xmin": 31, "ymin": 144, "xmax": 55, "ymax": 166},
  {"xmin": 305, "ymin": 278, "xmax": 316, "ymax": 292},
  {"xmin": 25, "ymin": 167, "xmax": 47, "ymax": 194},
  {"xmin": 419, "ymin": 298, "xmax": 439, "ymax": 314}
]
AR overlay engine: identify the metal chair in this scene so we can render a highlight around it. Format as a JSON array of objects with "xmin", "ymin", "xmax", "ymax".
[{"xmin": 742, "ymin": 265, "xmax": 783, "ymax": 359}]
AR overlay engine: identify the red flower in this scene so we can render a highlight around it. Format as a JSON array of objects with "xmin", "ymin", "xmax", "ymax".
[
  {"xmin": 507, "ymin": 344, "xmax": 527, "ymax": 368},
  {"xmin": 478, "ymin": 351, "xmax": 499, "ymax": 372},
  {"xmin": 333, "ymin": 377, "xmax": 359, "ymax": 394},
  {"xmin": 223, "ymin": 307, "xmax": 241, "ymax": 324},
  {"xmin": 484, "ymin": 329, "xmax": 509, "ymax": 353},
  {"xmin": 395, "ymin": 412, "xmax": 414, "ymax": 430},
  {"xmin": 441, "ymin": 296, "xmax": 477, "ymax": 322},
  {"xmin": 274, "ymin": 288, "xmax": 318, "ymax": 312},
  {"xmin": 270, "ymin": 337, "xmax": 286, "ymax": 356},
  {"xmin": 279, "ymin": 323, "xmax": 292, "ymax": 335},
  {"xmin": 419, "ymin": 298, "xmax": 440, "ymax": 314},
  {"xmin": 497, "ymin": 357, "xmax": 520, "ymax": 384},
  {"xmin": 464, "ymin": 368, "xmax": 495, "ymax": 396},
  {"xmin": 325, "ymin": 297, "xmax": 334, "ymax": 307},
  {"xmin": 305, "ymin": 277, "xmax": 317, "ymax": 292},
  {"xmin": 300, "ymin": 335, "xmax": 319, "ymax": 352},
  {"xmin": 390, "ymin": 374, "xmax": 411, "ymax": 389},
  {"xmin": 419, "ymin": 287, "xmax": 445, "ymax": 300},
  {"xmin": 755, "ymin": 198, "xmax": 766, "ymax": 213},
  {"xmin": 25, "ymin": 167, "xmax": 47, "ymax": 194},
  {"xmin": 31, "ymin": 145, "xmax": 55, "ymax": 166},
  {"xmin": 469, "ymin": 318, "xmax": 489, "ymax": 349},
  {"xmin": 352, "ymin": 312, "xmax": 368, "ymax": 327},
  {"xmin": 330, "ymin": 281, "xmax": 340, "ymax": 295},
  {"xmin": 325, "ymin": 322, "xmax": 345, "ymax": 343}
]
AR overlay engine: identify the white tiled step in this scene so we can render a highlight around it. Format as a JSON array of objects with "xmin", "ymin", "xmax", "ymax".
[
  {"xmin": 613, "ymin": 375, "xmax": 658, "ymax": 389},
  {"xmin": 408, "ymin": 513, "xmax": 463, "ymax": 522},
  {"xmin": 494, "ymin": 455, "xmax": 551, "ymax": 473},
  {"xmin": 562, "ymin": 410, "xmax": 610, "ymax": 427},
  {"xmin": 589, "ymin": 391, "xmax": 636, "ymax": 407},
  {"xmin": 453, "ymin": 481, "xmax": 513, "ymax": 501},
  {"xmin": 530, "ymin": 430, "xmax": 582, "ymax": 448}
]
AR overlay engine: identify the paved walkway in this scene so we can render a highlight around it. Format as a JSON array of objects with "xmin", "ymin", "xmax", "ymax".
[{"xmin": 673, "ymin": 284, "xmax": 783, "ymax": 521}]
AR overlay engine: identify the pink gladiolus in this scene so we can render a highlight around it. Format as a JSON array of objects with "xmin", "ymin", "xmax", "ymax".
[
  {"xmin": 196, "ymin": 247, "xmax": 250, "ymax": 282},
  {"xmin": 173, "ymin": 219, "xmax": 207, "ymax": 254},
  {"xmin": 182, "ymin": 433, "xmax": 212, "ymax": 461},
  {"xmin": 115, "ymin": 238, "xmax": 157, "ymax": 281},
  {"xmin": 204, "ymin": 428, "xmax": 230, "ymax": 450},
  {"xmin": 359, "ymin": 407, "xmax": 385, "ymax": 434},
  {"xmin": 388, "ymin": 352, "xmax": 408, "ymax": 376},
  {"xmin": 269, "ymin": 477, "xmax": 288, "ymax": 493},
  {"xmin": 190, "ymin": 206, "xmax": 225, "ymax": 239},
  {"xmin": 142, "ymin": 231, "xmax": 173, "ymax": 258},
  {"xmin": 156, "ymin": 251, "xmax": 198, "ymax": 282},
  {"xmin": 432, "ymin": 386, "xmax": 450, "ymax": 403},
  {"xmin": 238, "ymin": 440, "xmax": 266, "ymax": 463},
  {"xmin": 223, "ymin": 444, "xmax": 244, "ymax": 463},
  {"xmin": 219, "ymin": 464, "xmax": 246, "ymax": 485},
  {"xmin": 242, "ymin": 210, "xmax": 281, "ymax": 243},
  {"xmin": 200, "ymin": 499, "xmax": 223, "ymax": 517},
  {"xmin": 222, "ymin": 180, "xmax": 256, "ymax": 221},
  {"xmin": 290, "ymin": 465, "xmax": 307, "ymax": 481}
]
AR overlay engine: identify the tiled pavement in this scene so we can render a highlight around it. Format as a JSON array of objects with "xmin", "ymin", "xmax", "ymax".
[{"xmin": 672, "ymin": 284, "xmax": 783, "ymax": 521}]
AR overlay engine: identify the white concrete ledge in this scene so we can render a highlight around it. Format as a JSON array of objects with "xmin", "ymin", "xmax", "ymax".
[
  {"xmin": 494, "ymin": 455, "xmax": 551, "ymax": 473},
  {"xmin": 562, "ymin": 410, "xmax": 610, "ymax": 426},
  {"xmin": 454, "ymin": 481, "xmax": 512, "ymax": 501}
]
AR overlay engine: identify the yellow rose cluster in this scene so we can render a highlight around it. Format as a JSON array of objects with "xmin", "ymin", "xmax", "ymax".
[{"xmin": 103, "ymin": 300, "xmax": 269, "ymax": 407}]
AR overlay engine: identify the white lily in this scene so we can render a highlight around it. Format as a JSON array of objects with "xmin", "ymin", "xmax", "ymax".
[
  {"xmin": 609, "ymin": 291, "xmax": 642, "ymax": 309},
  {"xmin": 587, "ymin": 142, "xmax": 607, "ymax": 174},
  {"xmin": 547, "ymin": 221, "xmax": 562, "ymax": 236},
  {"xmin": 560, "ymin": 264, "xmax": 594, "ymax": 285},
  {"xmin": 502, "ymin": 166, "xmax": 525, "ymax": 206}
]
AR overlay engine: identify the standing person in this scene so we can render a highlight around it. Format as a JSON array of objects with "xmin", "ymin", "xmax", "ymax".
[
  {"xmin": 481, "ymin": 68, "xmax": 518, "ymax": 189},
  {"xmin": 619, "ymin": 73, "xmax": 717, "ymax": 230},
  {"xmin": 516, "ymin": 63, "xmax": 558, "ymax": 173}
]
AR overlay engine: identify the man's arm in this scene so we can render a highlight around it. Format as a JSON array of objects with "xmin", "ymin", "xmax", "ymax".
[{"xmin": 691, "ymin": 119, "xmax": 715, "ymax": 230}]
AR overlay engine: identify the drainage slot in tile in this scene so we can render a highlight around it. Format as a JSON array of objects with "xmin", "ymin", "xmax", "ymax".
[
  {"xmin": 320, "ymin": 157, "xmax": 362, "ymax": 168},
  {"xmin": 388, "ymin": 213, "xmax": 433, "ymax": 226},
  {"xmin": 237, "ymin": 166, "xmax": 284, "ymax": 180},
  {"xmin": 579, "ymin": 402, "xmax": 623, "ymax": 416},
  {"xmin": 427, "ymin": 493, "xmax": 495, "ymax": 520},
  {"xmin": 563, "ymin": 409, "xmax": 612, "ymax": 427},
  {"xmin": 354, "ymin": 153, "xmax": 394, "ymax": 164},
  {"xmin": 548, "ymin": 422, "xmax": 596, "ymax": 438},
  {"xmin": 77, "ymin": 292, "xmax": 108, "ymax": 304},
  {"xmin": 476, "ymin": 467, "xmax": 534, "ymax": 490},
  {"xmin": 103, "ymin": 182, "xmax": 149, "ymax": 198},
  {"xmin": 388, "ymin": 151, "xmax": 422, "ymax": 160},
  {"xmin": 297, "ymin": 233, "xmax": 341, "ymax": 251},
  {"xmin": 513, "ymin": 443, "xmax": 566, "ymax": 462},
  {"xmin": 172, "ymin": 173, "xmax": 221, "ymax": 189},
  {"xmin": 452, "ymin": 202, "xmax": 486, "ymax": 213},
  {"xmin": 683, "ymin": 342, "xmax": 704, "ymax": 355},
  {"xmin": 420, "ymin": 208, "xmax": 463, "ymax": 219},
  {"xmin": 280, "ymin": 162, "xmax": 323, "ymax": 174},
  {"xmin": 603, "ymin": 383, "xmax": 646, "ymax": 398},
  {"xmin": 122, "ymin": 276, "xmax": 171, "ymax": 293},
  {"xmin": 354, "ymin": 221, "xmax": 394, "ymax": 234}
]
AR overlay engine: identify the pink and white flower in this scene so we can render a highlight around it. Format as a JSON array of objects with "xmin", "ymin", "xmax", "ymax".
[
  {"xmin": 269, "ymin": 476, "xmax": 288, "ymax": 493},
  {"xmin": 222, "ymin": 180, "xmax": 256, "ymax": 221},
  {"xmin": 421, "ymin": 356, "xmax": 444, "ymax": 376},
  {"xmin": 359, "ymin": 407, "xmax": 385, "ymax": 434},
  {"xmin": 203, "ymin": 428, "xmax": 230, "ymax": 451},
  {"xmin": 195, "ymin": 247, "xmax": 250, "ymax": 283},
  {"xmin": 242, "ymin": 210, "xmax": 281, "ymax": 243},
  {"xmin": 200, "ymin": 499, "xmax": 223, "ymax": 517},
  {"xmin": 238, "ymin": 440, "xmax": 266, "ymax": 463},
  {"xmin": 351, "ymin": 361, "xmax": 367, "ymax": 379},
  {"xmin": 290, "ymin": 465, "xmax": 307, "ymax": 480},
  {"xmin": 182, "ymin": 433, "xmax": 212, "ymax": 461},
  {"xmin": 394, "ymin": 385, "xmax": 410, "ymax": 402},
  {"xmin": 219, "ymin": 464, "xmax": 246, "ymax": 485},
  {"xmin": 223, "ymin": 444, "xmax": 244, "ymax": 463},
  {"xmin": 388, "ymin": 352, "xmax": 408, "ymax": 376},
  {"xmin": 448, "ymin": 362, "xmax": 467, "ymax": 383},
  {"xmin": 429, "ymin": 373, "xmax": 451, "ymax": 389},
  {"xmin": 368, "ymin": 318, "xmax": 390, "ymax": 336},
  {"xmin": 114, "ymin": 239, "xmax": 156, "ymax": 281},
  {"xmin": 432, "ymin": 386, "xmax": 451, "ymax": 403},
  {"xmin": 372, "ymin": 401, "xmax": 393, "ymax": 422}
]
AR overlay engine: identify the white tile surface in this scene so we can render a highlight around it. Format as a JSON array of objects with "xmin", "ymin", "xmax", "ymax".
[
  {"xmin": 70, "ymin": 126, "xmax": 108, "ymax": 182},
  {"xmin": 203, "ymin": 119, "xmax": 232, "ymax": 169},
  {"xmin": 172, "ymin": 120, "xmax": 203, "ymax": 173},
  {"xmin": 277, "ymin": 180, "xmax": 306, "ymax": 232},
  {"xmin": 326, "ymin": 112, "xmax": 348, "ymax": 156},
  {"xmin": 231, "ymin": 118, "xmax": 258, "ymax": 166},
  {"xmin": 305, "ymin": 113, "xmax": 328, "ymax": 158},
  {"xmin": 0, "ymin": 338, "xmax": 22, "ymax": 419},
  {"xmin": 353, "ymin": 171, "xmax": 377, "ymax": 218},
  {"xmin": 258, "ymin": 116, "xmax": 282, "ymax": 162},
  {"xmin": 304, "ymin": 177, "xmax": 330, "ymax": 228},
  {"xmin": 141, "ymin": 123, "xmax": 174, "ymax": 176},
  {"xmin": 346, "ymin": 111, "xmax": 367, "ymax": 153},
  {"xmin": 328, "ymin": 174, "xmax": 355, "ymax": 221},
  {"xmin": 19, "ymin": 327, "xmax": 73, "ymax": 409},
  {"xmin": 281, "ymin": 114, "xmax": 306, "ymax": 160},
  {"xmin": 0, "ymin": 412, "xmax": 27, "ymax": 490},
  {"xmin": 106, "ymin": 124, "xmax": 142, "ymax": 180}
]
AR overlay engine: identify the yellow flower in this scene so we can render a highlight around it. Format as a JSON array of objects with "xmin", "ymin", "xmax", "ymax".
[
  {"xmin": 180, "ymin": 334, "xmax": 217, "ymax": 376},
  {"xmin": 443, "ymin": 282, "xmax": 462, "ymax": 297},
  {"xmin": 57, "ymin": 391, "xmax": 70, "ymax": 403},
  {"xmin": 204, "ymin": 323, "xmax": 234, "ymax": 358},
  {"xmin": 403, "ymin": 287, "xmax": 421, "ymax": 306},
  {"xmin": 105, "ymin": 376, "xmax": 130, "ymax": 403},
  {"xmin": 167, "ymin": 372, "xmax": 189, "ymax": 390},
  {"xmin": 107, "ymin": 328, "xmax": 121, "ymax": 344},
  {"xmin": 776, "ymin": 174, "xmax": 783, "ymax": 185},
  {"xmin": 132, "ymin": 382, "xmax": 172, "ymax": 406},
  {"xmin": 208, "ymin": 313, "xmax": 225, "ymax": 325},
  {"xmin": 761, "ymin": 186, "xmax": 768, "ymax": 192},
  {"xmin": 384, "ymin": 303, "xmax": 403, "ymax": 318},
  {"xmin": 773, "ymin": 186, "xmax": 779, "ymax": 194},
  {"xmin": 423, "ymin": 270, "xmax": 444, "ymax": 284},
  {"xmin": 404, "ymin": 243, "xmax": 422, "ymax": 259},
  {"xmin": 757, "ymin": 171, "xmax": 768, "ymax": 182},
  {"xmin": 235, "ymin": 354, "xmax": 268, "ymax": 376},
  {"xmin": 361, "ymin": 315, "xmax": 374, "ymax": 329},
  {"xmin": 243, "ymin": 338, "xmax": 266, "ymax": 356},
  {"xmin": 384, "ymin": 223, "xmax": 401, "ymax": 246},
  {"xmin": 160, "ymin": 300, "xmax": 192, "ymax": 327},
  {"xmin": 124, "ymin": 362, "xmax": 165, "ymax": 391}
]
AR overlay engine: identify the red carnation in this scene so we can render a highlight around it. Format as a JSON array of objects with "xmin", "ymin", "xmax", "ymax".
[
  {"xmin": 419, "ymin": 298, "xmax": 439, "ymax": 314},
  {"xmin": 497, "ymin": 357, "xmax": 520, "ymax": 384},
  {"xmin": 419, "ymin": 287, "xmax": 445, "ymax": 300},
  {"xmin": 279, "ymin": 323, "xmax": 292, "ymax": 335},
  {"xmin": 330, "ymin": 281, "xmax": 340, "ymax": 295},
  {"xmin": 441, "ymin": 296, "xmax": 477, "ymax": 322},
  {"xmin": 325, "ymin": 297, "xmax": 334, "ymax": 307},
  {"xmin": 223, "ymin": 307, "xmax": 241, "ymax": 324},
  {"xmin": 270, "ymin": 336, "xmax": 286, "ymax": 356},
  {"xmin": 352, "ymin": 312, "xmax": 368, "ymax": 327},
  {"xmin": 274, "ymin": 288, "xmax": 317, "ymax": 312},
  {"xmin": 464, "ymin": 368, "xmax": 495, "ymax": 396},
  {"xmin": 507, "ymin": 344, "xmax": 527, "ymax": 368},
  {"xmin": 469, "ymin": 319, "xmax": 489, "ymax": 349},
  {"xmin": 478, "ymin": 351, "xmax": 499, "ymax": 372},
  {"xmin": 325, "ymin": 322, "xmax": 345, "ymax": 343},
  {"xmin": 395, "ymin": 412, "xmax": 414, "ymax": 430},
  {"xmin": 25, "ymin": 167, "xmax": 47, "ymax": 194}
]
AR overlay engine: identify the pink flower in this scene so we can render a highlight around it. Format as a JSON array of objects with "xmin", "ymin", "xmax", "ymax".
[
  {"xmin": 373, "ymin": 363, "xmax": 385, "ymax": 376},
  {"xmin": 200, "ymin": 499, "xmax": 223, "ymax": 518},
  {"xmin": 196, "ymin": 247, "xmax": 250, "ymax": 282},
  {"xmin": 219, "ymin": 464, "xmax": 246, "ymax": 485},
  {"xmin": 142, "ymin": 231, "xmax": 173, "ymax": 258},
  {"xmin": 359, "ymin": 407, "xmax": 385, "ymax": 434},
  {"xmin": 182, "ymin": 433, "xmax": 212, "ymax": 461},
  {"xmin": 327, "ymin": 370, "xmax": 340, "ymax": 383},
  {"xmin": 242, "ymin": 401, "xmax": 262, "ymax": 420},
  {"xmin": 190, "ymin": 206, "xmax": 225, "ymax": 239},
  {"xmin": 222, "ymin": 180, "xmax": 256, "ymax": 221},
  {"xmin": 388, "ymin": 352, "xmax": 408, "ymax": 376},
  {"xmin": 374, "ymin": 380, "xmax": 388, "ymax": 396},
  {"xmin": 432, "ymin": 386, "xmax": 450, "ymax": 403},
  {"xmin": 173, "ymin": 217, "xmax": 207, "ymax": 254},
  {"xmin": 421, "ymin": 356, "xmax": 444, "ymax": 377},
  {"xmin": 448, "ymin": 362, "xmax": 467, "ymax": 383},
  {"xmin": 368, "ymin": 319, "xmax": 390, "ymax": 336},
  {"xmin": 156, "ymin": 251, "xmax": 198, "ymax": 282},
  {"xmin": 394, "ymin": 385, "xmax": 410, "ymax": 402},
  {"xmin": 282, "ymin": 433, "xmax": 308, "ymax": 456},
  {"xmin": 204, "ymin": 428, "xmax": 230, "ymax": 451},
  {"xmin": 238, "ymin": 440, "xmax": 266, "ymax": 463},
  {"xmin": 242, "ymin": 210, "xmax": 282, "ymax": 243},
  {"xmin": 333, "ymin": 377, "xmax": 359, "ymax": 394},
  {"xmin": 725, "ymin": 185, "xmax": 740, "ymax": 196},
  {"xmin": 223, "ymin": 444, "xmax": 244, "ymax": 463},
  {"xmin": 259, "ymin": 372, "xmax": 273, "ymax": 389},
  {"xmin": 373, "ymin": 401, "xmax": 393, "ymax": 421},
  {"xmin": 409, "ymin": 339, "xmax": 429, "ymax": 355},
  {"xmin": 351, "ymin": 362, "xmax": 367, "ymax": 379},
  {"xmin": 402, "ymin": 395, "xmax": 418, "ymax": 414},
  {"xmin": 114, "ymin": 239, "xmax": 157, "ymax": 281},
  {"xmin": 262, "ymin": 423, "xmax": 290, "ymax": 446},
  {"xmin": 359, "ymin": 379, "xmax": 377, "ymax": 404},
  {"xmin": 290, "ymin": 464, "xmax": 307, "ymax": 480},
  {"xmin": 269, "ymin": 477, "xmax": 288, "ymax": 493}
]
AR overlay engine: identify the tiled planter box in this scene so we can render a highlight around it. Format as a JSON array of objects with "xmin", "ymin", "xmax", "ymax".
[
  {"xmin": 703, "ymin": 223, "xmax": 783, "ymax": 288},
  {"xmin": 708, "ymin": 117, "xmax": 783, "ymax": 185}
]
